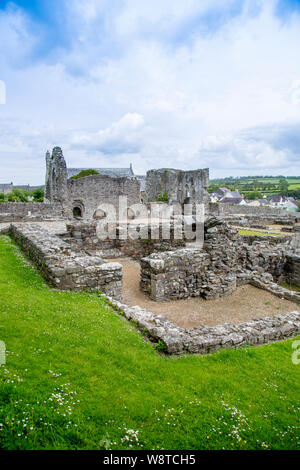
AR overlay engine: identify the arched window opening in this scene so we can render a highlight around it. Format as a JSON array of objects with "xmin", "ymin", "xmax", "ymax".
[{"xmin": 73, "ymin": 206, "xmax": 82, "ymax": 218}]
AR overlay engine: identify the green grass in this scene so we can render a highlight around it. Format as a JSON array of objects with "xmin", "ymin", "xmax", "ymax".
[
  {"xmin": 280, "ymin": 282, "xmax": 300, "ymax": 293},
  {"xmin": 0, "ymin": 236, "xmax": 299, "ymax": 450},
  {"xmin": 239, "ymin": 230, "xmax": 285, "ymax": 237}
]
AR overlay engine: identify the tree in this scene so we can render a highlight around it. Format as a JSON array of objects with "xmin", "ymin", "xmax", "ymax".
[
  {"xmin": 246, "ymin": 191, "xmax": 263, "ymax": 200},
  {"xmin": 0, "ymin": 193, "xmax": 5, "ymax": 202},
  {"xmin": 32, "ymin": 188, "xmax": 44, "ymax": 202},
  {"xmin": 7, "ymin": 189, "xmax": 29, "ymax": 202},
  {"xmin": 278, "ymin": 178, "xmax": 289, "ymax": 196}
]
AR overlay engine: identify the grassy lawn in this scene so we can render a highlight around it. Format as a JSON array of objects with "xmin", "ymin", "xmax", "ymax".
[
  {"xmin": 239, "ymin": 230, "xmax": 285, "ymax": 237},
  {"xmin": 0, "ymin": 235, "xmax": 299, "ymax": 450}
]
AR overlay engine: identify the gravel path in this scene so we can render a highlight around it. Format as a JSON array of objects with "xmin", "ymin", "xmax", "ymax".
[{"xmin": 113, "ymin": 257, "xmax": 300, "ymax": 327}]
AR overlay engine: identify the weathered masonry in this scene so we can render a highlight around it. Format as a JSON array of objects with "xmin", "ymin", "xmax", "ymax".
[
  {"xmin": 0, "ymin": 202, "xmax": 63, "ymax": 222},
  {"xmin": 44, "ymin": 147, "xmax": 141, "ymax": 220},
  {"xmin": 145, "ymin": 168, "xmax": 210, "ymax": 210},
  {"xmin": 9, "ymin": 223, "xmax": 122, "ymax": 299},
  {"xmin": 140, "ymin": 217, "xmax": 300, "ymax": 301},
  {"xmin": 63, "ymin": 221, "xmax": 186, "ymax": 259}
]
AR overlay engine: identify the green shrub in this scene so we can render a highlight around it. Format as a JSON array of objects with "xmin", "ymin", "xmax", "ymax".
[
  {"xmin": 32, "ymin": 188, "xmax": 44, "ymax": 202},
  {"xmin": 158, "ymin": 191, "xmax": 168, "ymax": 202},
  {"xmin": 70, "ymin": 169, "xmax": 100, "ymax": 179},
  {"xmin": 7, "ymin": 189, "xmax": 30, "ymax": 203}
]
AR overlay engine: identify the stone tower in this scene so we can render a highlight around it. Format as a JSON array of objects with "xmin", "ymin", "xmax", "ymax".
[{"xmin": 44, "ymin": 147, "xmax": 68, "ymax": 209}]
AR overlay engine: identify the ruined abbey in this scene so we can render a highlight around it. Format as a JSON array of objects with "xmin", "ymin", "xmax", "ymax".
[{"xmin": 1, "ymin": 146, "xmax": 300, "ymax": 355}]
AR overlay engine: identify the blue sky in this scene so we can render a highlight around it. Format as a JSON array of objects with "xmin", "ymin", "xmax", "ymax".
[{"xmin": 0, "ymin": 0, "xmax": 300, "ymax": 184}]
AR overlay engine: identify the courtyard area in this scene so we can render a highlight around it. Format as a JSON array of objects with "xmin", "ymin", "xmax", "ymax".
[{"xmin": 115, "ymin": 258, "xmax": 300, "ymax": 328}]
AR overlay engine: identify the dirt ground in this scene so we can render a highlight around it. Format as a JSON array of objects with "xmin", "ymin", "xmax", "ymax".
[{"xmin": 111, "ymin": 258, "xmax": 300, "ymax": 328}]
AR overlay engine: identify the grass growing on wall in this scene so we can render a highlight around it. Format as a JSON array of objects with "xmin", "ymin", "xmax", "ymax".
[
  {"xmin": 280, "ymin": 282, "xmax": 300, "ymax": 293},
  {"xmin": 70, "ymin": 169, "xmax": 100, "ymax": 179},
  {"xmin": 239, "ymin": 229, "xmax": 285, "ymax": 237},
  {"xmin": 0, "ymin": 235, "xmax": 299, "ymax": 450}
]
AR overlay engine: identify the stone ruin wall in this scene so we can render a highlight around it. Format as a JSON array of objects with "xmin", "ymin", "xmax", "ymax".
[
  {"xmin": 67, "ymin": 174, "xmax": 141, "ymax": 220},
  {"xmin": 44, "ymin": 146, "xmax": 141, "ymax": 221},
  {"xmin": 0, "ymin": 202, "xmax": 63, "ymax": 222},
  {"xmin": 107, "ymin": 294, "xmax": 300, "ymax": 355},
  {"xmin": 63, "ymin": 222, "xmax": 186, "ymax": 259},
  {"xmin": 140, "ymin": 218, "xmax": 299, "ymax": 301},
  {"xmin": 9, "ymin": 223, "xmax": 122, "ymax": 299},
  {"xmin": 145, "ymin": 168, "xmax": 210, "ymax": 210},
  {"xmin": 285, "ymin": 254, "xmax": 300, "ymax": 287},
  {"xmin": 209, "ymin": 202, "xmax": 300, "ymax": 219}
]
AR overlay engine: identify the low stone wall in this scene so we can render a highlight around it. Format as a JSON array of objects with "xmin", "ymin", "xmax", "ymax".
[
  {"xmin": 238, "ymin": 234, "xmax": 291, "ymax": 245},
  {"xmin": 209, "ymin": 202, "xmax": 299, "ymax": 218},
  {"xmin": 0, "ymin": 202, "xmax": 63, "ymax": 222},
  {"xmin": 285, "ymin": 254, "xmax": 300, "ymax": 287},
  {"xmin": 65, "ymin": 222, "xmax": 186, "ymax": 259},
  {"xmin": 140, "ymin": 249, "xmax": 236, "ymax": 301},
  {"xmin": 9, "ymin": 224, "xmax": 122, "ymax": 299},
  {"xmin": 141, "ymin": 218, "xmax": 292, "ymax": 301},
  {"xmin": 104, "ymin": 293, "xmax": 300, "ymax": 355}
]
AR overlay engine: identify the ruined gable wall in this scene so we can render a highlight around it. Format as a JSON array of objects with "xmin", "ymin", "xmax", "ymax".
[
  {"xmin": 145, "ymin": 168, "xmax": 209, "ymax": 208},
  {"xmin": 67, "ymin": 175, "xmax": 141, "ymax": 219},
  {"xmin": 44, "ymin": 147, "xmax": 68, "ymax": 213}
]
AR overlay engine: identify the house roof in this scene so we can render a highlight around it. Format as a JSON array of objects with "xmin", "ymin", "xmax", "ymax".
[
  {"xmin": 67, "ymin": 166, "xmax": 134, "ymax": 179},
  {"xmin": 214, "ymin": 187, "xmax": 228, "ymax": 196},
  {"xmin": 0, "ymin": 183, "xmax": 13, "ymax": 191},
  {"xmin": 220, "ymin": 197, "xmax": 243, "ymax": 204},
  {"xmin": 225, "ymin": 191, "xmax": 241, "ymax": 198},
  {"xmin": 286, "ymin": 197, "xmax": 298, "ymax": 206},
  {"xmin": 268, "ymin": 195, "xmax": 282, "ymax": 203},
  {"xmin": 268, "ymin": 195, "xmax": 298, "ymax": 207}
]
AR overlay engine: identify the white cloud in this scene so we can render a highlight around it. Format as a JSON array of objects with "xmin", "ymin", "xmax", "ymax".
[
  {"xmin": 0, "ymin": 0, "xmax": 300, "ymax": 183},
  {"xmin": 70, "ymin": 112, "xmax": 145, "ymax": 153}
]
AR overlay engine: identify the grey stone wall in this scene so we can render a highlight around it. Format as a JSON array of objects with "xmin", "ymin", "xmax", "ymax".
[
  {"xmin": 44, "ymin": 146, "xmax": 141, "ymax": 220},
  {"xmin": 44, "ymin": 147, "xmax": 68, "ymax": 211},
  {"xmin": 67, "ymin": 174, "xmax": 141, "ymax": 220},
  {"xmin": 9, "ymin": 223, "xmax": 122, "ymax": 299},
  {"xmin": 145, "ymin": 168, "xmax": 209, "ymax": 210},
  {"xmin": 140, "ymin": 218, "xmax": 293, "ymax": 301},
  {"xmin": 285, "ymin": 254, "xmax": 300, "ymax": 287},
  {"xmin": 209, "ymin": 202, "xmax": 299, "ymax": 218},
  {"xmin": 63, "ymin": 222, "xmax": 186, "ymax": 259},
  {"xmin": 0, "ymin": 202, "xmax": 62, "ymax": 221}
]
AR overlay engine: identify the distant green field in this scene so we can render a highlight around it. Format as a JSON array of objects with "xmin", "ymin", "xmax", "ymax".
[{"xmin": 209, "ymin": 176, "xmax": 300, "ymax": 198}]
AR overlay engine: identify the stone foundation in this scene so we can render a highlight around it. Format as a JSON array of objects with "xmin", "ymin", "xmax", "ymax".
[
  {"xmin": 64, "ymin": 222, "xmax": 186, "ymax": 259},
  {"xmin": 105, "ymin": 294, "xmax": 300, "ymax": 355},
  {"xmin": 9, "ymin": 223, "xmax": 122, "ymax": 299},
  {"xmin": 140, "ymin": 217, "xmax": 295, "ymax": 301}
]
